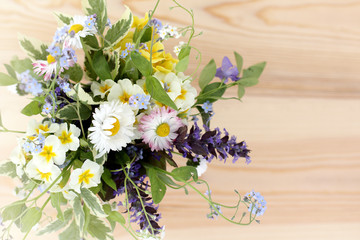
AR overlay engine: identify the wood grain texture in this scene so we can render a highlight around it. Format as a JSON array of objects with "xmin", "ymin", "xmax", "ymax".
[{"xmin": 0, "ymin": 0, "xmax": 359, "ymax": 239}]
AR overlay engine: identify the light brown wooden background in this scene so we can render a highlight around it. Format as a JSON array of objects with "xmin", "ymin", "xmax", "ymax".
[{"xmin": 0, "ymin": 0, "xmax": 359, "ymax": 239}]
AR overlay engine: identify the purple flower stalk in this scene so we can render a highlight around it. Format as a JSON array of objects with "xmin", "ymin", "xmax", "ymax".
[{"xmin": 215, "ymin": 56, "xmax": 240, "ymax": 83}]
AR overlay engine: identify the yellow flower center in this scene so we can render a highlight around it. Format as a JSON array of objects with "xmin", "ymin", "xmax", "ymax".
[
  {"xmin": 156, "ymin": 123, "xmax": 170, "ymax": 137},
  {"xmin": 78, "ymin": 169, "xmax": 94, "ymax": 185},
  {"xmin": 105, "ymin": 117, "xmax": 121, "ymax": 136},
  {"xmin": 39, "ymin": 145, "xmax": 56, "ymax": 163},
  {"xmin": 68, "ymin": 24, "xmax": 84, "ymax": 34},
  {"xmin": 100, "ymin": 84, "xmax": 111, "ymax": 93},
  {"xmin": 47, "ymin": 54, "xmax": 56, "ymax": 64},
  {"xmin": 37, "ymin": 169, "xmax": 52, "ymax": 182},
  {"xmin": 119, "ymin": 91, "xmax": 131, "ymax": 103},
  {"xmin": 58, "ymin": 130, "xmax": 73, "ymax": 144}
]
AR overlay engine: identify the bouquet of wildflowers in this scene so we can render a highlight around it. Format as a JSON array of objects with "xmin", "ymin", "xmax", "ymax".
[{"xmin": 0, "ymin": 0, "xmax": 267, "ymax": 239}]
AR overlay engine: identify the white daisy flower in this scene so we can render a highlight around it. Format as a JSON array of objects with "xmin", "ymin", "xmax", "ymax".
[
  {"xmin": 25, "ymin": 158, "xmax": 62, "ymax": 188},
  {"xmin": 64, "ymin": 16, "xmax": 97, "ymax": 49},
  {"xmin": 88, "ymin": 100, "xmax": 136, "ymax": 157},
  {"xmin": 139, "ymin": 107, "xmax": 184, "ymax": 151},
  {"xmin": 26, "ymin": 119, "xmax": 59, "ymax": 136},
  {"xmin": 107, "ymin": 79, "xmax": 145, "ymax": 108},
  {"xmin": 32, "ymin": 54, "xmax": 58, "ymax": 81},
  {"xmin": 174, "ymin": 73, "xmax": 197, "ymax": 112},
  {"xmin": 68, "ymin": 159, "xmax": 104, "ymax": 193},
  {"xmin": 54, "ymin": 123, "xmax": 81, "ymax": 151},
  {"xmin": 32, "ymin": 135, "xmax": 66, "ymax": 166},
  {"xmin": 91, "ymin": 79, "xmax": 116, "ymax": 98},
  {"xmin": 153, "ymin": 72, "xmax": 181, "ymax": 101}
]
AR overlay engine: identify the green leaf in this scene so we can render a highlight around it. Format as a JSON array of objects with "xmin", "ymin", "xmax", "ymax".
[
  {"xmin": 4, "ymin": 64, "xmax": 16, "ymax": 79},
  {"xmin": 87, "ymin": 214, "xmax": 112, "ymax": 240},
  {"xmin": 140, "ymin": 26, "xmax": 152, "ymax": 43},
  {"xmin": 157, "ymin": 172, "xmax": 181, "ymax": 188},
  {"xmin": 199, "ymin": 59, "xmax": 217, "ymax": 90},
  {"xmin": 18, "ymin": 34, "xmax": 48, "ymax": 60},
  {"xmin": 73, "ymin": 197, "xmax": 85, "ymax": 232},
  {"xmin": 146, "ymin": 76, "xmax": 178, "ymax": 110},
  {"xmin": 93, "ymin": 51, "xmax": 112, "ymax": 80},
  {"xmin": 38, "ymin": 209, "xmax": 73, "ymax": 235},
  {"xmin": 54, "ymin": 12, "xmax": 72, "ymax": 25},
  {"xmin": 56, "ymin": 102, "xmax": 92, "ymax": 120},
  {"xmin": 59, "ymin": 220, "xmax": 80, "ymax": 240},
  {"xmin": 20, "ymin": 207, "xmax": 42, "ymax": 233},
  {"xmin": 0, "ymin": 161, "xmax": 17, "ymax": 178},
  {"xmin": 51, "ymin": 192, "xmax": 64, "ymax": 221},
  {"xmin": 82, "ymin": 0, "xmax": 108, "ymax": 34},
  {"xmin": 0, "ymin": 72, "xmax": 17, "ymax": 86},
  {"xmin": 171, "ymin": 166, "xmax": 198, "ymax": 182},
  {"xmin": 178, "ymin": 46, "xmax": 191, "ymax": 60},
  {"xmin": 147, "ymin": 167, "xmax": 166, "ymax": 204},
  {"xmin": 82, "ymin": 35, "xmax": 100, "ymax": 50},
  {"xmin": 67, "ymin": 83, "xmax": 98, "ymax": 105},
  {"xmin": 175, "ymin": 55, "xmax": 189, "ymax": 73},
  {"xmin": 103, "ymin": 204, "xmax": 125, "ymax": 225},
  {"xmin": 81, "ymin": 188, "xmax": 107, "ymax": 218},
  {"xmin": 197, "ymin": 82, "xmax": 226, "ymax": 104},
  {"xmin": 234, "ymin": 51, "xmax": 243, "ymax": 74},
  {"xmin": 2, "ymin": 201, "xmax": 26, "ymax": 221},
  {"xmin": 10, "ymin": 57, "xmax": 33, "ymax": 74},
  {"xmin": 62, "ymin": 64, "xmax": 83, "ymax": 82},
  {"xmin": 21, "ymin": 101, "xmax": 42, "ymax": 116},
  {"xmin": 237, "ymin": 85, "xmax": 245, "ymax": 99},
  {"xmin": 239, "ymin": 77, "xmax": 259, "ymax": 87},
  {"xmin": 102, "ymin": 168, "xmax": 117, "ymax": 191},
  {"xmin": 104, "ymin": 7, "xmax": 133, "ymax": 48},
  {"xmin": 242, "ymin": 62, "xmax": 266, "ymax": 79},
  {"xmin": 131, "ymin": 51, "xmax": 152, "ymax": 77},
  {"xmin": 59, "ymin": 169, "xmax": 71, "ymax": 188}
]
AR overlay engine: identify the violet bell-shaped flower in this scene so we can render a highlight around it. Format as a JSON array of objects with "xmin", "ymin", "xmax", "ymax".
[{"xmin": 215, "ymin": 56, "xmax": 240, "ymax": 83}]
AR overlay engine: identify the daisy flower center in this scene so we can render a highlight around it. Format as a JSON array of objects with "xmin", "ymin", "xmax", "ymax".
[
  {"xmin": 47, "ymin": 54, "xmax": 56, "ymax": 64},
  {"xmin": 106, "ymin": 117, "xmax": 121, "ymax": 136},
  {"xmin": 156, "ymin": 123, "xmax": 170, "ymax": 137},
  {"xmin": 68, "ymin": 24, "xmax": 84, "ymax": 34},
  {"xmin": 58, "ymin": 131, "xmax": 73, "ymax": 144},
  {"xmin": 78, "ymin": 169, "xmax": 94, "ymax": 185}
]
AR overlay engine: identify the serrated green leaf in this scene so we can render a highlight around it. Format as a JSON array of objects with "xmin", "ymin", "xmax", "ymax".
[
  {"xmin": 62, "ymin": 64, "xmax": 83, "ymax": 82},
  {"xmin": 131, "ymin": 51, "xmax": 152, "ymax": 77},
  {"xmin": 147, "ymin": 167, "xmax": 166, "ymax": 204},
  {"xmin": 87, "ymin": 214, "xmax": 112, "ymax": 240},
  {"xmin": 93, "ymin": 51, "xmax": 112, "ymax": 80},
  {"xmin": 2, "ymin": 201, "xmax": 26, "ymax": 222},
  {"xmin": 199, "ymin": 59, "xmax": 217, "ymax": 90},
  {"xmin": 175, "ymin": 55, "xmax": 189, "ymax": 72},
  {"xmin": 197, "ymin": 82, "xmax": 226, "ymax": 104},
  {"xmin": 20, "ymin": 207, "xmax": 42, "ymax": 233},
  {"xmin": 18, "ymin": 34, "xmax": 48, "ymax": 60},
  {"xmin": 56, "ymin": 102, "xmax": 92, "ymax": 120},
  {"xmin": 242, "ymin": 62, "xmax": 266, "ymax": 79},
  {"xmin": 10, "ymin": 57, "xmax": 33, "ymax": 74},
  {"xmin": 0, "ymin": 161, "xmax": 17, "ymax": 178},
  {"xmin": 4, "ymin": 64, "xmax": 16, "ymax": 79},
  {"xmin": 102, "ymin": 168, "xmax": 117, "ymax": 191},
  {"xmin": 82, "ymin": 0, "xmax": 108, "ymax": 34},
  {"xmin": 54, "ymin": 12, "xmax": 72, "ymax": 25},
  {"xmin": 237, "ymin": 85, "xmax": 245, "ymax": 99},
  {"xmin": 51, "ymin": 192, "xmax": 64, "ymax": 221},
  {"xmin": 38, "ymin": 209, "xmax": 73, "ymax": 235},
  {"xmin": 81, "ymin": 188, "xmax": 107, "ymax": 218},
  {"xmin": 234, "ymin": 51, "xmax": 243, "ymax": 74},
  {"xmin": 171, "ymin": 166, "xmax": 198, "ymax": 182},
  {"xmin": 82, "ymin": 35, "xmax": 100, "ymax": 50},
  {"xmin": 73, "ymin": 197, "xmax": 85, "ymax": 232},
  {"xmin": 239, "ymin": 77, "xmax": 258, "ymax": 87},
  {"xmin": 146, "ymin": 76, "xmax": 178, "ymax": 110},
  {"xmin": 0, "ymin": 72, "xmax": 17, "ymax": 86},
  {"xmin": 21, "ymin": 101, "xmax": 41, "ymax": 116},
  {"xmin": 104, "ymin": 7, "xmax": 133, "ymax": 48},
  {"xmin": 59, "ymin": 220, "xmax": 80, "ymax": 240}
]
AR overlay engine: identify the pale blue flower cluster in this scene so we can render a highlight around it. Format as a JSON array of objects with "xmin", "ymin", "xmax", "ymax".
[
  {"xmin": 245, "ymin": 190, "xmax": 267, "ymax": 216},
  {"xmin": 129, "ymin": 93, "xmax": 151, "ymax": 110},
  {"xmin": 120, "ymin": 42, "xmax": 135, "ymax": 59},
  {"xmin": 17, "ymin": 70, "xmax": 43, "ymax": 96},
  {"xmin": 22, "ymin": 133, "xmax": 45, "ymax": 154},
  {"xmin": 202, "ymin": 101, "xmax": 213, "ymax": 113}
]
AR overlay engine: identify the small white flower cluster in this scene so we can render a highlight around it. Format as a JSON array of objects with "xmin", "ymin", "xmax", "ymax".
[
  {"xmin": 173, "ymin": 41, "xmax": 186, "ymax": 56},
  {"xmin": 158, "ymin": 24, "xmax": 181, "ymax": 40}
]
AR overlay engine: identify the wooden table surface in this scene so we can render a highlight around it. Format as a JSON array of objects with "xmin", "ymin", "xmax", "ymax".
[{"xmin": 0, "ymin": 0, "xmax": 359, "ymax": 239}]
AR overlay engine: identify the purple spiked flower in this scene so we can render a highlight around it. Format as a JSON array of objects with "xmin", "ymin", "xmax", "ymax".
[{"xmin": 215, "ymin": 56, "xmax": 240, "ymax": 83}]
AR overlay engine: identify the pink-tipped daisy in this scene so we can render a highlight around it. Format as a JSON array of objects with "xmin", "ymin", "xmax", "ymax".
[
  {"xmin": 139, "ymin": 106, "xmax": 184, "ymax": 151},
  {"xmin": 33, "ymin": 54, "xmax": 58, "ymax": 81}
]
